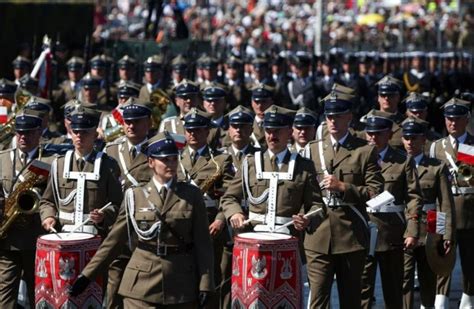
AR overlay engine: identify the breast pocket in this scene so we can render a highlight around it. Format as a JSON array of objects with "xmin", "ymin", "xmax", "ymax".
[{"xmin": 135, "ymin": 211, "xmax": 157, "ymax": 230}]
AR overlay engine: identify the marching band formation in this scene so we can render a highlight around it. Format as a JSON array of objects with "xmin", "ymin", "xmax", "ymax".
[{"xmin": 0, "ymin": 48, "xmax": 473, "ymax": 309}]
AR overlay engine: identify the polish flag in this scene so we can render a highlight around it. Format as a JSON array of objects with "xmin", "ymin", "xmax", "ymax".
[
  {"xmin": 426, "ymin": 210, "xmax": 446, "ymax": 235},
  {"xmin": 112, "ymin": 107, "xmax": 124, "ymax": 125},
  {"xmin": 458, "ymin": 144, "xmax": 474, "ymax": 165},
  {"xmin": 28, "ymin": 160, "xmax": 51, "ymax": 178},
  {"xmin": 170, "ymin": 133, "xmax": 186, "ymax": 150},
  {"xmin": 0, "ymin": 107, "xmax": 7, "ymax": 124}
]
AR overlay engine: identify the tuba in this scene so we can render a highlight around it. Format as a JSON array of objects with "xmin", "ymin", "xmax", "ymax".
[
  {"xmin": 0, "ymin": 160, "xmax": 50, "ymax": 238},
  {"xmin": 149, "ymin": 88, "xmax": 171, "ymax": 129},
  {"xmin": 0, "ymin": 88, "xmax": 33, "ymax": 147}
]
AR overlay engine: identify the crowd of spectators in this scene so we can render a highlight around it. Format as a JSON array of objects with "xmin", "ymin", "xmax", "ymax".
[{"xmin": 93, "ymin": 0, "xmax": 474, "ymax": 52}]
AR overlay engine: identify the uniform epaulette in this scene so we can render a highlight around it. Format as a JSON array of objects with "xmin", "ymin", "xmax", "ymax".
[
  {"xmin": 104, "ymin": 137, "xmax": 125, "ymax": 148},
  {"xmin": 0, "ymin": 148, "xmax": 13, "ymax": 155},
  {"xmin": 161, "ymin": 115, "xmax": 178, "ymax": 122},
  {"xmin": 394, "ymin": 148, "xmax": 407, "ymax": 158}
]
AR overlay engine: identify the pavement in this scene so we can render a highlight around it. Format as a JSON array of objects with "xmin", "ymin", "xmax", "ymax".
[{"xmin": 303, "ymin": 249, "xmax": 463, "ymax": 308}]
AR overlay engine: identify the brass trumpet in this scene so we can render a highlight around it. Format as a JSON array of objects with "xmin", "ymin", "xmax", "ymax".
[{"xmin": 457, "ymin": 164, "xmax": 473, "ymax": 183}]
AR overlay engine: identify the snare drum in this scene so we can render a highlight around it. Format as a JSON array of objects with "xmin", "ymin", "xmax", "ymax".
[
  {"xmin": 231, "ymin": 232, "xmax": 302, "ymax": 308},
  {"xmin": 35, "ymin": 233, "xmax": 102, "ymax": 309}
]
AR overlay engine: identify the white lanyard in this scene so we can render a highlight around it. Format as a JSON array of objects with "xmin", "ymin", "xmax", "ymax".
[{"xmin": 118, "ymin": 143, "xmax": 139, "ymax": 187}]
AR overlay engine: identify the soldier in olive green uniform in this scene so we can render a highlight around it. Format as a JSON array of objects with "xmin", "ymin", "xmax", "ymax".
[
  {"xmin": 401, "ymin": 117, "xmax": 455, "ymax": 309},
  {"xmin": 0, "ymin": 110, "xmax": 55, "ymax": 308},
  {"xmin": 53, "ymin": 57, "xmax": 84, "ymax": 108},
  {"xmin": 290, "ymin": 107, "xmax": 318, "ymax": 155},
  {"xmin": 40, "ymin": 107, "xmax": 123, "ymax": 237},
  {"xmin": 303, "ymin": 93, "xmax": 384, "ymax": 308},
  {"xmin": 219, "ymin": 105, "xmax": 259, "ymax": 308},
  {"xmin": 429, "ymin": 98, "xmax": 474, "ymax": 307},
  {"xmin": 70, "ymin": 132, "xmax": 214, "ymax": 308},
  {"xmin": 178, "ymin": 108, "xmax": 234, "ymax": 308},
  {"xmin": 202, "ymin": 84, "xmax": 229, "ymax": 148},
  {"xmin": 361, "ymin": 112, "xmax": 423, "ymax": 309},
  {"xmin": 403, "ymin": 93, "xmax": 441, "ymax": 152},
  {"xmin": 222, "ymin": 104, "xmax": 326, "ymax": 230},
  {"xmin": 371, "ymin": 76, "xmax": 406, "ymax": 150},
  {"xmin": 101, "ymin": 100, "xmax": 155, "ymax": 308},
  {"xmin": 249, "ymin": 85, "xmax": 275, "ymax": 149}
]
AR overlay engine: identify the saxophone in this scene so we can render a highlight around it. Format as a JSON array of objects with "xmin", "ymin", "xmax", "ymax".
[
  {"xmin": 199, "ymin": 152, "xmax": 225, "ymax": 195},
  {"xmin": 0, "ymin": 160, "xmax": 50, "ymax": 238}
]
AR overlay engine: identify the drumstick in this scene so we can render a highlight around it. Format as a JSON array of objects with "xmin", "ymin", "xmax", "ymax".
[
  {"xmin": 273, "ymin": 208, "xmax": 324, "ymax": 232},
  {"xmin": 66, "ymin": 202, "xmax": 113, "ymax": 236},
  {"xmin": 49, "ymin": 227, "xmax": 62, "ymax": 239}
]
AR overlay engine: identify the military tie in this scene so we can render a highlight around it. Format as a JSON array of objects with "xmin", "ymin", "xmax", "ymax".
[
  {"xmin": 130, "ymin": 146, "xmax": 137, "ymax": 160},
  {"xmin": 20, "ymin": 152, "xmax": 28, "ymax": 166},
  {"xmin": 77, "ymin": 158, "xmax": 85, "ymax": 171},
  {"xmin": 270, "ymin": 156, "xmax": 278, "ymax": 172},
  {"xmin": 159, "ymin": 186, "xmax": 167, "ymax": 203},
  {"xmin": 333, "ymin": 142, "xmax": 340, "ymax": 154},
  {"xmin": 453, "ymin": 138, "xmax": 459, "ymax": 151},
  {"xmin": 237, "ymin": 151, "xmax": 243, "ymax": 162},
  {"xmin": 191, "ymin": 152, "xmax": 199, "ymax": 165}
]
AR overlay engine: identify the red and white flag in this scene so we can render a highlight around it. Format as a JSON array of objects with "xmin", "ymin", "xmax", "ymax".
[
  {"xmin": 0, "ymin": 106, "xmax": 8, "ymax": 124},
  {"xmin": 458, "ymin": 143, "xmax": 474, "ymax": 165},
  {"xmin": 30, "ymin": 36, "xmax": 52, "ymax": 99},
  {"xmin": 170, "ymin": 133, "xmax": 186, "ymax": 150}
]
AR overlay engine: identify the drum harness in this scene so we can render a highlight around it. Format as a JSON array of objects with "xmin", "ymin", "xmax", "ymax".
[
  {"xmin": 430, "ymin": 138, "xmax": 474, "ymax": 195},
  {"xmin": 125, "ymin": 187, "xmax": 191, "ymax": 256},
  {"xmin": 51, "ymin": 150, "xmax": 103, "ymax": 234},
  {"xmin": 242, "ymin": 150, "xmax": 297, "ymax": 234}
]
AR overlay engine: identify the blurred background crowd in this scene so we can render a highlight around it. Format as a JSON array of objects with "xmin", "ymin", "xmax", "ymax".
[{"xmin": 94, "ymin": 0, "xmax": 474, "ymax": 52}]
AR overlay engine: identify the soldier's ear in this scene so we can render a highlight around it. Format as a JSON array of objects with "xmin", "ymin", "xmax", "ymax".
[{"xmin": 148, "ymin": 157, "xmax": 154, "ymax": 169}]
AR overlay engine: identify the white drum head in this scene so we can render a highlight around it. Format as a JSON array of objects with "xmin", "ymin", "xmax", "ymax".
[
  {"xmin": 239, "ymin": 232, "xmax": 292, "ymax": 240},
  {"xmin": 41, "ymin": 233, "xmax": 94, "ymax": 241}
]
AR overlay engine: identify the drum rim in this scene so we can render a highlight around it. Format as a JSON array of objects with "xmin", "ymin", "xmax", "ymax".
[
  {"xmin": 236, "ymin": 232, "xmax": 294, "ymax": 241},
  {"xmin": 40, "ymin": 232, "xmax": 95, "ymax": 241}
]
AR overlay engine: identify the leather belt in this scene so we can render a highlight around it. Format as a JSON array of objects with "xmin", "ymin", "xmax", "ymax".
[
  {"xmin": 62, "ymin": 224, "xmax": 97, "ymax": 235},
  {"xmin": 452, "ymin": 186, "xmax": 474, "ymax": 195},
  {"xmin": 248, "ymin": 211, "xmax": 292, "ymax": 225},
  {"xmin": 422, "ymin": 203, "xmax": 436, "ymax": 212},
  {"xmin": 137, "ymin": 242, "xmax": 193, "ymax": 256},
  {"xmin": 204, "ymin": 199, "xmax": 218, "ymax": 208},
  {"xmin": 59, "ymin": 211, "xmax": 89, "ymax": 222},
  {"xmin": 322, "ymin": 197, "xmax": 348, "ymax": 208},
  {"xmin": 366, "ymin": 204, "xmax": 405, "ymax": 213}
]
